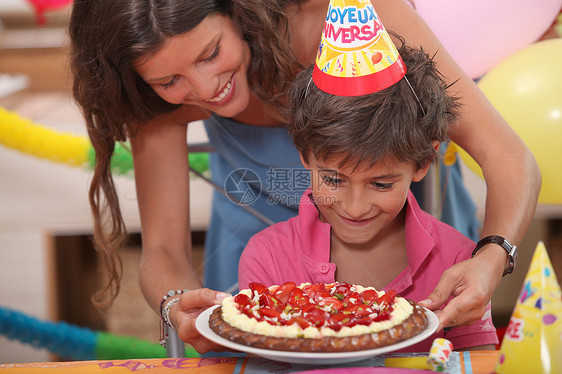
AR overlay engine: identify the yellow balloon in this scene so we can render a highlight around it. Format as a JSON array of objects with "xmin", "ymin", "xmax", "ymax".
[{"xmin": 459, "ymin": 38, "xmax": 562, "ymax": 205}]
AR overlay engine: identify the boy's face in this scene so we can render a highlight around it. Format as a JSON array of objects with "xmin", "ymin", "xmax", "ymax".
[{"xmin": 301, "ymin": 153, "xmax": 429, "ymax": 249}]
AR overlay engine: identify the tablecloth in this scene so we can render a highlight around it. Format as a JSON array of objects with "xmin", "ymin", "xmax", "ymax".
[{"xmin": 0, "ymin": 351, "xmax": 499, "ymax": 373}]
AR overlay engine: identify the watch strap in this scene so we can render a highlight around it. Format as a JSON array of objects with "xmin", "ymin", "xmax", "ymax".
[{"xmin": 472, "ymin": 235, "xmax": 517, "ymax": 276}]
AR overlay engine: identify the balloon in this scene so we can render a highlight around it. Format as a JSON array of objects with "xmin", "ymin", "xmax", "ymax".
[
  {"xmin": 458, "ymin": 38, "xmax": 562, "ymax": 205},
  {"xmin": 415, "ymin": 0, "xmax": 562, "ymax": 79},
  {"xmin": 25, "ymin": 0, "xmax": 73, "ymax": 25},
  {"xmin": 25, "ymin": 0, "xmax": 72, "ymax": 10}
]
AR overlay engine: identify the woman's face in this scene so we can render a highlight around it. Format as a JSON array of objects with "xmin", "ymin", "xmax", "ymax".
[{"xmin": 135, "ymin": 14, "xmax": 252, "ymax": 118}]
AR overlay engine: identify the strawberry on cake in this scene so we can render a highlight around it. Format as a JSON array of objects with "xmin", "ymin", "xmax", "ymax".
[{"xmin": 209, "ymin": 281, "xmax": 428, "ymax": 352}]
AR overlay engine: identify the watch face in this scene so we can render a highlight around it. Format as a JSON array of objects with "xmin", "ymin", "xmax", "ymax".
[
  {"xmin": 503, "ymin": 240, "xmax": 517, "ymax": 259},
  {"xmin": 511, "ymin": 246, "xmax": 518, "ymax": 267},
  {"xmin": 501, "ymin": 239, "xmax": 517, "ymax": 275}
]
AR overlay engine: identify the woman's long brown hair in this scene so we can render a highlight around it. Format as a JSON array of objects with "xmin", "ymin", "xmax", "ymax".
[{"xmin": 68, "ymin": 0, "xmax": 304, "ymax": 307}]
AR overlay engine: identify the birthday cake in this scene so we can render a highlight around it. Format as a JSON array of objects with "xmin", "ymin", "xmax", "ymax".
[{"xmin": 209, "ymin": 281, "xmax": 428, "ymax": 352}]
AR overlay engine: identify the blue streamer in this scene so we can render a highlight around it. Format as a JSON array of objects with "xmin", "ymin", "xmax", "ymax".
[{"xmin": 0, "ymin": 305, "xmax": 97, "ymax": 360}]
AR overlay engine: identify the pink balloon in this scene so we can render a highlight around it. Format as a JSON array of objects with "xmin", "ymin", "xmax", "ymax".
[{"xmin": 415, "ymin": 0, "xmax": 562, "ymax": 78}]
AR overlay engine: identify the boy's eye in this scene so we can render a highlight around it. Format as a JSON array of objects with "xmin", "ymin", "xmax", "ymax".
[
  {"xmin": 373, "ymin": 182, "xmax": 393, "ymax": 191},
  {"xmin": 321, "ymin": 174, "xmax": 342, "ymax": 186}
]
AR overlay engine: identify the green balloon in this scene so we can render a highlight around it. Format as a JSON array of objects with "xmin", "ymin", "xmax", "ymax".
[{"xmin": 87, "ymin": 142, "xmax": 209, "ymax": 176}]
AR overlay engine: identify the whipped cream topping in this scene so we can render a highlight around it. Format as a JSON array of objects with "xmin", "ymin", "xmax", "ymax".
[{"xmin": 221, "ymin": 283, "xmax": 414, "ymax": 339}]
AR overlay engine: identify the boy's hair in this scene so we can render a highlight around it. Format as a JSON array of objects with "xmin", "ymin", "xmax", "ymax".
[{"xmin": 287, "ymin": 41, "xmax": 460, "ymax": 171}]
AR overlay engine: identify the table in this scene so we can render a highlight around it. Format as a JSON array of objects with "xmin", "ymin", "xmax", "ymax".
[{"xmin": 0, "ymin": 351, "xmax": 499, "ymax": 373}]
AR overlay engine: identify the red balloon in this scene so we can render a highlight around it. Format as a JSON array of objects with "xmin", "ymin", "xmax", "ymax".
[{"xmin": 25, "ymin": 0, "xmax": 73, "ymax": 25}]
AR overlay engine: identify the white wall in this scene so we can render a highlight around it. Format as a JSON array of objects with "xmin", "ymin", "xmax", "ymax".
[{"xmin": 0, "ymin": 0, "xmax": 33, "ymax": 14}]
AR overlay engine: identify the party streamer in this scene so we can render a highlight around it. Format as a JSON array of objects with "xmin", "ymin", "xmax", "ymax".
[
  {"xmin": 0, "ymin": 107, "xmax": 209, "ymax": 176},
  {"xmin": 0, "ymin": 305, "xmax": 198, "ymax": 360}
]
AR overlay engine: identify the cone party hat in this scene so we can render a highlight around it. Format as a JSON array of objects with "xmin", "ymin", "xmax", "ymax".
[
  {"xmin": 313, "ymin": 0, "xmax": 406, "ymax": 96},
  {"xmin": 495, "ymin": 241, "xmax": 562, "ymax": 373}
]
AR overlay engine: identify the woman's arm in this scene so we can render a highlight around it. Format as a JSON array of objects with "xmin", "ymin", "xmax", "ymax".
[
  {"xmin": 131, "ymin": 106, "xmax": 228, "ymax": 352},
  {"xmin": 373, "ymin": 0, "xmax": 541, "ymax": 327}
]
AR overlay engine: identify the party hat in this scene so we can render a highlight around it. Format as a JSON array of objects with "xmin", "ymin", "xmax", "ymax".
[
  {"xmin": 495, "ymin": 241, "xmax": 562, "ymax": 373},
  {"xmin": 313, "ymin": 0, "xmax": 406, "ymax": 96}
]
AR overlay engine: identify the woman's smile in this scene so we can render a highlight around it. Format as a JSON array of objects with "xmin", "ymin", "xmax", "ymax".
[
  {"xmin": 135, "ymin": 14, "xmax": 251, "ymax": 117},
  {"xmin": 204, "ymin": 75, "xmax": 234, "ymax": 105}
]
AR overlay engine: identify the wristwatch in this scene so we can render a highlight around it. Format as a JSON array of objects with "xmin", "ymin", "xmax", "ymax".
[{"xmin": 472, "ymin": 235, "xmax": 518, "ymax": 276}]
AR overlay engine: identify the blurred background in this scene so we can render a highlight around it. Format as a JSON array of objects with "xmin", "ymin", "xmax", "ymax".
[
  {"xmin": 0, "ymin": 0, "xmax": 561, "ymax": 364},
  {"xmin": 0, "ymin": 0, "xmax": 211, "ymax": 363}
]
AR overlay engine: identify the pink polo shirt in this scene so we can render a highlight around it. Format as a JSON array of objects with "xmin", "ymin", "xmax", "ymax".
[{"xmin": 238, "ymin": 189, "xmax": 498, "ymax": 351}]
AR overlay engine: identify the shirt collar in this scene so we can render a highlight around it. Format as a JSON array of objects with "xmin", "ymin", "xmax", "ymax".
[
  {"xmin": 386, "ymin": 190, "xmax": 436, "ymax": 292},
  {"xmin": 297, "ymin": 187, "xmax": 436, "ymax": 291},
  {"xmin": 298, "ymin": 188, "xmax": 332, "ymax": 263},
  {"xmin": 405, "ymin": 189, "xmax": 436, "ymax": 274}
]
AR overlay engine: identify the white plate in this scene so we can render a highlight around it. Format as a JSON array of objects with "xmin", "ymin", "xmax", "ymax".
[{"xmin": 195, "ymin": 305, "xmax": 439, "ymax": 365}]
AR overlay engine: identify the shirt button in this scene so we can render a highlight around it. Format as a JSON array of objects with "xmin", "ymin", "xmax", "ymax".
[{"xmin": 319, "ymin": 264, "xmax": 330, "ymax": 273}]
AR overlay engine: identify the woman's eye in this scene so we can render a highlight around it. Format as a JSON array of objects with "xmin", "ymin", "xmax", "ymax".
[
  {"xmin": 321, "ymin": 174, "xmax": 342, "ymax": 186},
  {"xmin": 373, "ymin": 182, "xmax": 393, "ymax": 191},
  {"xmin": 203, "ymin": 44, "xmax": 221, "ymax": 62},
  {"xmin": 161, "ymin": 77, "xmax": 178, "ymax": 89}
]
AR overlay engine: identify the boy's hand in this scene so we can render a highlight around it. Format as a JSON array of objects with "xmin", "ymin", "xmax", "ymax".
[
  {"xmin": 418, "ymin": 252, "xmax": 502, "ymax": 330},
  {"xmin": 174, "ymin": 288, "xmax": 230, "ymax": 353}
]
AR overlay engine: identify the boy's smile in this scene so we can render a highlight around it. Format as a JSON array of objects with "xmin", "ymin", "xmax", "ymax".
[
  {"xmin": 338, "ymin": 215, "xmax": 377, "ymax": 226},
  {"xmin": 301, "ymin": 153, "xmax": 429, "ymax": 250}
]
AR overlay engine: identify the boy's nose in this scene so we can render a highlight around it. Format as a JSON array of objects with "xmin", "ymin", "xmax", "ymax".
[{"xmin": 341, "ymin": 190, "xmax": 372, "ymax": 220}]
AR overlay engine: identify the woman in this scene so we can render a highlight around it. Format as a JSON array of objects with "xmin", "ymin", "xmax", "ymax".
[{"xmin": 68, "ymin": 0, "xmax": 540, "ymax": 353}]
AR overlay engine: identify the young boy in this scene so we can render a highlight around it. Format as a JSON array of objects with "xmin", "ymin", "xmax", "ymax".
[{"xmin": 238, "ymin": 42, "xmax": 499, "ymax": 351}]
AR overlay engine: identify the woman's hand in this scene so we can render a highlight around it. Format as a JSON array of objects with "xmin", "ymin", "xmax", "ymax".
[
  {"xmin": 173, "ymin": 288, "xmax": 230, "ymax": 353},
  {"xmin": 419, "ymin": 247, "xmax": 504, "ymax": 329}
]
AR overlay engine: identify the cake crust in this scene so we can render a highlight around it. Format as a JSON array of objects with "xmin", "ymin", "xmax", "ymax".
[{"xmin": 209, "ymin": 300, "xmax": 428, "ymax": 352}]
